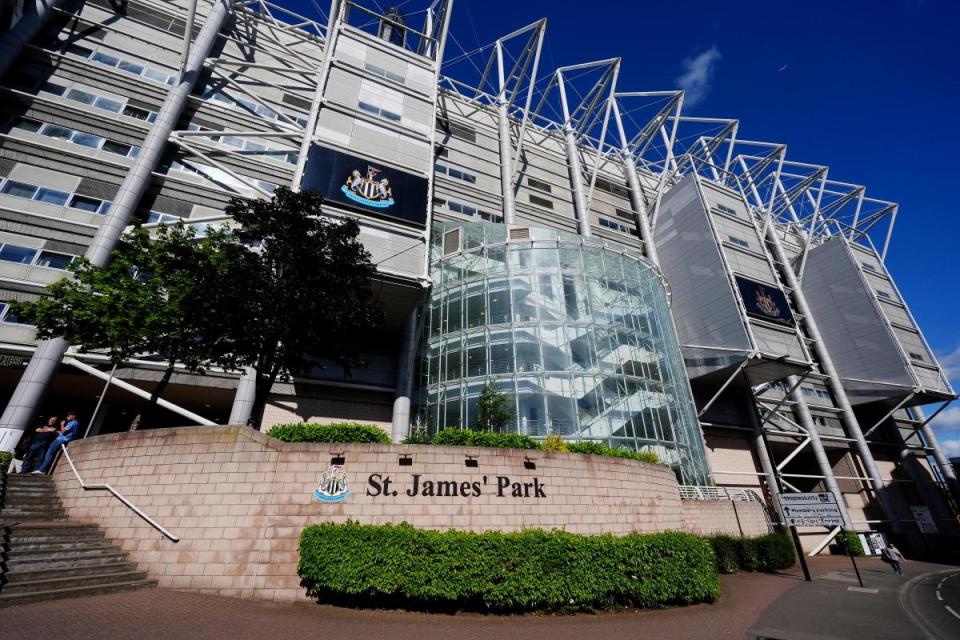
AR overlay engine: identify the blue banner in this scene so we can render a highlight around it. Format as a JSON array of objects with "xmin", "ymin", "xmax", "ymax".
[{"xmin": 734, "ymin": 276, "xmax": 795, "ymax": 326}]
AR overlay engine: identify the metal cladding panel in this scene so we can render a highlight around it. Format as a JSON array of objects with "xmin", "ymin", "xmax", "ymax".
[
  {"xmin": 654, "ymin": 176, "xmax": 751, "ymax": 376},
  {"xmin": 802, "ymin": 237, "xmax": 916, "ymax": 404}
]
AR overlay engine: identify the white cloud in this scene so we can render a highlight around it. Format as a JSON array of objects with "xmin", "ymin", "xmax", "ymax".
[
  {"xmin": 931, "ymin": 406, "xmax": 960, "ymax": 431},
  {"xmin": 937, "ymin": 344, "xmax": 960, "ymax": 379},
  {"xmin": 941, "ymin": 439, "xmax": 960, "ymax": 458},
  {"xmin": 674, "ymin": 46, "xmax": 722, "ymax": 108}
]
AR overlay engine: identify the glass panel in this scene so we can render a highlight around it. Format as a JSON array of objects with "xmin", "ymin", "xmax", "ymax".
[
  {"xmin": 71, "ymin": 132, "xmax": 103, "ymax": 148},
  {"xmin": 91, "ymin": 51, "xmax": 120, "ymax": 66},
  {"xmin": 41, "ymin": 125, "xmax": 72, "ymax": 140},
  {"xmin": 35, "ymin": 251, "xmax": 73, "ymax": 269},
  {"xmin": 1, "ymin": 181, "xmax": 38, "ymax": 198},
  {"xmin": 67, "ymin": 89, "xmax": 97, "ymax": 105},
  {"xmin": 143, "ymin": 68, "xmax": 169, "ymax": 83},
  {"xmin": 35, "ymin": 188, "xmax": 70, "ymax": 206},
  {"xmin": 102, "ymin": 141, "xmax": 132, "ymax": 156},
  {"xmin": 0, "ymin": 244, "xmax": 38, "ymax": 264},
  {"xmin": 117, "ymin": 60, "xmax": 144, "ymax": 74},
  {"xmin": 94, "ymin": 96, "xmax": 124, "ymax": 112},
  {"xmin": 69, "ymin": 195, "xmax": 104, "ymax": 212}
]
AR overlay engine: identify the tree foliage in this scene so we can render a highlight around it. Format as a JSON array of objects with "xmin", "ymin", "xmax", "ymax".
[
  {"xmin": 475, "ymin": 382, "xmax": 513, "ymax": 432},
  {"xmin": 13, "ymin": 222, "xmax": 252, "ymax": 427},
  {"xmin": 224, "ymin": 187, "xmax": 383, "ymax": 422}
]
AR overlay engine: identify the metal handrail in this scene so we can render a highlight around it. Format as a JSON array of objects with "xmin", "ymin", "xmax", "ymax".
[
  {"xmin": 59, "ymin": 445, "xmax": 179, "ymax": 543},
  {"xmin": 678, "ymin": 485, "xmax": 763, "ymax": 503}
]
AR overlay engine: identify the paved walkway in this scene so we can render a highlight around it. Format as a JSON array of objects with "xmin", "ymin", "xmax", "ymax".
[{"xmin": 0, "ymin": 556, "xmax": 954, "ymax": 640}]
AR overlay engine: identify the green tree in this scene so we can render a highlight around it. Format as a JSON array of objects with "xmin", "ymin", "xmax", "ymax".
[
  {"xmin": 476, "ymin": 382, "xmax": 513, "ymax": 432},
  {"xmin": 224, "ymin": 187, "xmax": 383, "ymax": 424},
  {"xmin": 12, "ymin": 222, "xmax": 252, "ymax": 428}
]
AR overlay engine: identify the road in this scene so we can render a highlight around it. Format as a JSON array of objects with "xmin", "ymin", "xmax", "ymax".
[{"xmin": 747, "ymin": 557, "xmax": 960, "ymax": 640}]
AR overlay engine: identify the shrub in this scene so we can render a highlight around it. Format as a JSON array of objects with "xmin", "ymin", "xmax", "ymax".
[
  {"xmin": 541, "ymin": 434, "xmax": 569, "ymax": 453},
  {"xmin": 299, "ymin": 522, "xmax": 719, "ymax": 613},
  {"xmin": 0, "ymin": 451, "xmax": 12, "ymax": 475},
  {"xmin": 420, "ymin": 428, "xmax": 541, "ymax": 450},
  {"xmin": 708, "ymin": 533, "xmax": 794, "ymax": 573},
  {"xmin": 837, "ymin": 531, "xmax": 864, "ymax": 556},
  {"xmin": 755, "ymin": 533, "xmax": 796, "ymax": 570},
  {"xmin": 709, "ymin": 535, "xmax": 741, "ymax": 574},
  {"xmin": 266, "ymin": 422, "xmax": 390, "ymax": 444},
  {"xmin": 566, "ymin": 441, "xmax": 660, "ymax": 464}
]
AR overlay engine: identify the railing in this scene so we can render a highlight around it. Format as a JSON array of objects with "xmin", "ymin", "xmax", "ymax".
[
  {"xmin": 59, "ymin": 445, "xmax": 179, "ymax": 543},
  {"xmin": 678, "ymin": 485, "xmax": 763, "ymax": 503}
]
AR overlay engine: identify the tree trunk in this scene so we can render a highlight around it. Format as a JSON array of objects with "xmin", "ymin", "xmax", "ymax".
[
  {"xmin": 248, "ymin": 365, "xmax": 280, "ymax": 430},
  {"xmin": 129, "ymin": 363, "xmax": 176, "ymax": 431}
]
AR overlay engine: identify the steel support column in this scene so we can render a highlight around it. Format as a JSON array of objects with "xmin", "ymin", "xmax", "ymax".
[
  {"xmin": 914, "ymin": 406, "xmax": 960, "ymax": 504},
  {"xmin": 391, "ymin": 309, "xmax": 419, "ymax": 443},
  {"xmin": 0, "ymin": 0, "xmax": 234, "ymax": 451},
  {"xmin": 745, "ymin": 395, "xmax": 783, "ymax": 523},
  {"xmin": 0, "ymin": 0, "xmax": 67, "ymax": 79},
  {"xmin": 228, "ymin": 367, "xmax": 258, "ymax": 426},
  {"xmin": 495, "ymin": 43, "xmax": 516, "ymax": 225},
  {"xmin": 783, "ymin": 374, "xmax": 854, "ymax": 528},
  {"xmin": 764, "ymin": 224, "xmax": 903, "ymax": 533}
]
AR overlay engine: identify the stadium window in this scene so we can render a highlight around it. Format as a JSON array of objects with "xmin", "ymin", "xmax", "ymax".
[
  {"xmin": 358, "ymin": 101, "xmax": 401, "ymax": 123},
  {"xmin": 527, "ymin": 177, "xmax": 552, "ymax": 194},
  {"xmin": 0, "ymin": 243, "xmax": 38, "ymax": 265},
  {"xmin": 69, "ymin": 194, "xmax": 111, "ymax": 215},
  {"xmin": 35, "ymin": 251, "xmax": 75, "ymax": 270},
  {"xmin": 876, "ymin": 290, "xmax": 892, "ymax": 300},
  {"xmin": 812, "ymin": 416, "xmax": 828, "ymax": 427},
  {"xmin": 862, "ymin": 262, "xmax": 877, "ymax": 272},
  {"xmin": 727, "ymin": 235, "xmax": 750, "ymax": 249},
  {"xmin": 908, "ymin": 352, "xmax": 925, "ymax": 362},
  {"xmin": 615, "ymin": 208, "xmax": 635, "ymax": 221},
  {"xmin": 529, "ymin": 194, "xmax": 553, "ymax": 209},
  {"xmin": 713, "ymin": 203, "xmax": 738, "ymax": 216}
]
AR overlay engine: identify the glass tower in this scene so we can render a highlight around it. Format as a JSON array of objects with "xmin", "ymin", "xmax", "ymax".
[{"xmin": 415, "ymin": 221, "xmax": 710, "ymax": 484}]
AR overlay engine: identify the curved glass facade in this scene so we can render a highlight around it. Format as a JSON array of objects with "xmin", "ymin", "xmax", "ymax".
[{"xmin": 415, "ymin": 221, "xmax": 709, "ymax": 484}]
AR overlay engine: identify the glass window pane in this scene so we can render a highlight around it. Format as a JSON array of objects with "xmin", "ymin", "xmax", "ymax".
[
  {"xmin": 35, "ymin": 188, "xmax": 69, "ymax": 206},
  {"xmin": 102, "ymin": 141, "xmax": 132, "ymax": 156},
  {"xmin": 92, "ymin": 51, "xmax": 119, "ymax": 66},
  {"xmin": 41, "ymin": 82, "xmax": 68, "ymax": 96},
  {"xmin": 71, "ymin": 132, "xmax": 103, "ymax": 148},
  {"xmin": 35, "ymin": 251, "xmax": 73, "ymax": 269},
  {"xmin": 122, "ymin": 105, "xmax": 149, "ymax": 120},
  {"xmin": 69, "ymin": 195, "xmax": 103, "ymax": 212},
  {"xmin": 93, "ymin": 96, "xmax": 124, "ymax": 112},
  {"xmin": 67, "ymin": 88, "xmax": 97, "ymax": 105},
  {"xmin": 117, "ymin": 60, "xmax": 144, "ymax": 74},
  {"xmin": 13, "ymin": 118, "xmax": 42, "ymax": 133},
  {"xmin": 1, "ymin": 181, "xmax": 38, "ymax": 198},
  {"xmin": 0, "ymin": 244, "xmax": 38, "ymax": 264},
  {"xmin": 41, "ymin": 124, "xmax": 72, "ymax": 140}
]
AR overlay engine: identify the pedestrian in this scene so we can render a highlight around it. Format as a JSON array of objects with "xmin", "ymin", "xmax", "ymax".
[
  {"xmin": 880, "ymin": 542, "xmax": 904, "ymax": 576},
  {"xmin": 30, "ymin": 410, "xmax": 80, "ymax": 475},
  {"xmin": 19, "ymin": 416, "xmax": 58, "ymax": 474}
]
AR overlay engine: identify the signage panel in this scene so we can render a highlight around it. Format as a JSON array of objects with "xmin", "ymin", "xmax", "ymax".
[
  {"xmin": 734, "ymin": 276, "xmax": 795, "ymax": 326},
  {"xmin": 910, "ymin": 506, "xmax": 939, "ymax": 534},
  {"xmin": 300, "ymin": 144, "xmax": 429, "ymax": 227},
  {"xmin": 779, "ymin": 491, "xmax": 844, "ymax": 527}
]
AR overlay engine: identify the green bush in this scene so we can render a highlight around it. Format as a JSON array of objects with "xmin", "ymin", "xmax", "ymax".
[
  {"xmin": 407, "ymin": 428, "xmax": 541, "ymax": 450},
  {"xmin": 708, "ymin": 533, "xmax": 795, "ymax": 573},
  {"xmin": 299, "ymin": 522, "xmax": 719, "ymax": 613},
  {"xmin": 566, "ymin": 441, "xmax": 659, "ymax": 464},
  {"xmin": 837, "ymin": 531, "xmax": 864, "ymax": 556},
  {"xmin": 266, "ymin": 422, "xmax": 390, "ymax": 444},
  {"xmin": 755, "ymin": 533, "xmax": 796, "ymax": 570},
  {"xmin": 541, "ymin": 434, "xmax": 569, "ymax": 453},
  {"xmin": 709, "ymin": 535, "xmax": 741, "ymax": 574},
  {"xmin": 0, "ymin": 451, "xmax": 12, "ymax": 475}
]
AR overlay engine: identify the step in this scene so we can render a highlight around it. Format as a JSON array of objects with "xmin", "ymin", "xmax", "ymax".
[
  {"xmin": 3, "ymin": 476, "xmax": 54, "ymax": 485},
  {"xmin": 4, "ymin": 561, "xmax": 140, "ymax": 583},
  {"xmin": 4, "ymin": 538, "xmax": 112, "ymax": 553},
  {"xmin": 2, "ymin": 496, "xmax": 62, "ymax": 507},
  {"xmin": 4, "ymin": 544, "xmax": 121, "ymax": 561},
  {"xmin": 4, "ymin": 551, "xmax": 129, "ymax": 571},
  {"xmin": 0, "ymin": 509, "xmax": 66, "ymax": 520},
  {"xmin": 7, "ymin": 523, "xmax": 99, "ymax": 534},
  {"xmin": 0, "ymin": 569, "xmax": 150, "ymax": 595},
  {"xmin": 2, "ymin": 485, "xmax": 59, "ymax": 493},
  {"xmin": 0, "ymin": 578, "xmax": 156, "ymax": 606},
  {"xmin": 5, "ymin": 532, "xmax": 106, "ymax": 546}
]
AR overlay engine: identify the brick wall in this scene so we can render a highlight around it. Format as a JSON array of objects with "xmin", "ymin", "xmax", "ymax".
[
  {"xmin": 681, "ymin": 500, "xmax": 771, "ymax": 537},
  {"xmin": 52, "ymin": 426, "xmax": 759, "ymax": 602}
]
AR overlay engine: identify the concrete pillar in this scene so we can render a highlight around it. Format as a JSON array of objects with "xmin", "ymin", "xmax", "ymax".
[
  {"xmin": 785, "ymin": 374, "xmax": 854, "ymax": 529},
  {"xmin": 0, "ymin": 0, "xmax": 234, "ymax": 452},
  {"xmin": 391, "ymin": 309, "xmax": 418, "ymax": 443},
  {"xmin": 765, "ymin": 225, "xmax": 903, "ymax": 533},
  {"xmin": 228, "ymin": 367, "xmax": 258, "ymax": 427},
  {"xmin": 0, "ymin": 0, "xmax": 66, "ymax": 79}
]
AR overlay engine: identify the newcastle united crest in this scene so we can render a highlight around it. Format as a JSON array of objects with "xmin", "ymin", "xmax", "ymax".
[
  {"xmin": 755, "ymin": 287, "xmax": 781, "ymax": 318},
  {"xmin": 313, "ymin": 465, "xmax": 350, "ymax": 503},
  {"xmin": 341, "ymin": 166, "xmax": 395, "ymax": 209}
]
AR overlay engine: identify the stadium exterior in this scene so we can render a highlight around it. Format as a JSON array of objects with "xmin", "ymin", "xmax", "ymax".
[{"xmin": 0, "ymin": 0, "xmax": 956, "ymax": 550}]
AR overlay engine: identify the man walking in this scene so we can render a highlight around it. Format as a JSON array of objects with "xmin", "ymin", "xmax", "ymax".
[
  {"xmin": 31, "ymin": 410, "xmax": 80, "ymax": 475},
  {"xmin": 881, "ymin": 542, "xmax": 905, "ymax": 576}
]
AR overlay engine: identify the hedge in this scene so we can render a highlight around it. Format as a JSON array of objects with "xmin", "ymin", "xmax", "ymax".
[
  {"xmin": 708, "ymin": 533, "xmax": 795, "ymax": 574},
  {"xmin": 403, "ymin": 429, "xmax": 659, "ymax": 464},
  {"xmin": 299, "ymin": 522, "xmax": 719, "ymax": 613},
  {"xmin": 266, "ymin": 422, "xmax": 390, "ymax": 444},
  {"xmin": 837, "ymin": 531, "xmax": 864, "ymax": 556},
  {"xmin": 0, "ymin": 451, "xmax": 11, "ymax": 474}
]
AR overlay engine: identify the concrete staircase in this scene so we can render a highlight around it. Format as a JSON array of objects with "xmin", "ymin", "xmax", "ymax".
[{"xmin": 0, "ymin": 473, "xmax": 155, "ymax": 606}]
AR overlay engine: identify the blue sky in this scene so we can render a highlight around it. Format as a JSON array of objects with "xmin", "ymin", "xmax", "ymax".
[{"xmin": 286, "ymin": 0, "xmax": 960, "ymax": 450}]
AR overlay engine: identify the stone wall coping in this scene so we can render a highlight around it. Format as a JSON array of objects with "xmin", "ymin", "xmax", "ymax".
[{"xmin": 72, "ymin": 425, "xmax": 669, "ymax": 471}]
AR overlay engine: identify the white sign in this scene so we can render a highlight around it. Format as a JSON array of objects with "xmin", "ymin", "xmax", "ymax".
[
  {"xmin": 910, "ymin": 506, "xmax": 938, "ymax": 534},
  {"xmin": 779, "ymin": 492, "xmax": 845, "ymax": 527}
]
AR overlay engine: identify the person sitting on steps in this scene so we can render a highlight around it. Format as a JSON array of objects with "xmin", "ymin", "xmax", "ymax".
[
  {"xmin": 30, "ymin": 410, "xmax": 80, "ymax": 475},
  {"xmin": 19, "ymin": 416, "xmax": 58, "ymax": 474}
]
